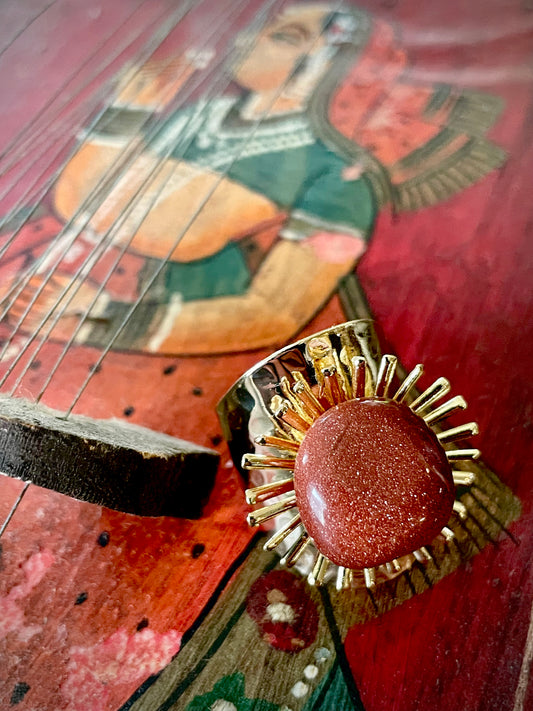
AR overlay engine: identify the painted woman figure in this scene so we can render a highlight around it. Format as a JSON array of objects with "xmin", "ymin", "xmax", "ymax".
[{"xmin": 3, "ymin": 3, "xmax": 505, "ymax": 355}]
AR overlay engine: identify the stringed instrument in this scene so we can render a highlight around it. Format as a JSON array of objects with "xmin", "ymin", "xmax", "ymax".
[{"xmin": 0, "ymin": 1, "xmax": 531, "ymax": 710}]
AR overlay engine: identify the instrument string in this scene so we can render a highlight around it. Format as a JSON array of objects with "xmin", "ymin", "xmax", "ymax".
[
  {"xmin": 0, "ymin": 0, "xmax": 59, "ymax": 62},
  {"xmin": 0, "ymin": 0, "xmax": 166, "ymax": 219},
  {"xmin": 0, "ymin": 0, "xmax": 200, "ymax": 273},
  {"xmin": 0, "ymin": 0, "xmax": 174, "ymax": 171},
  {"xmin": 0, "ymin": 0, "xmax": 344, "ymax": 535},
  {"xmin": 7, "ymin": 0, "xmax": 265, "ymax": 398},
  {"xmin": 0, "ymin": 482, "xmax": 30, "ymax": 539},
  {"xmin": 65, "ymin": 0, "xmax": 344, "ymax": 417},
  {"xmin": 0, "ymin": 0, "xmax": 220, "ymax": 359},
  {"xmin": 0, "ymin": 0, "xmax": 213, "ymax": 534}
]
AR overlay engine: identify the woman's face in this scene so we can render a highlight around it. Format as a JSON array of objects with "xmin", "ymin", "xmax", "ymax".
[{"xmin": 232, "ymin": 7, "xmax": 327, "ymax": 92}]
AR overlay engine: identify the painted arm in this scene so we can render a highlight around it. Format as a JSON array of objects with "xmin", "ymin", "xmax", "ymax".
[{"xmin": 145, "ymin": 234, "xmax": 366, "ymax": 355}]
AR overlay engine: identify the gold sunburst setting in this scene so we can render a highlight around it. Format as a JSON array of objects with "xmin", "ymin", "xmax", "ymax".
[{"xmin": 243, "ymin": 341, "xmax": 479, "ymax": 591}]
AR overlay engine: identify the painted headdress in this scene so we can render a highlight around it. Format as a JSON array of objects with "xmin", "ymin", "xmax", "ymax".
[{"xmin": 308, "ymin": 5, "xmax": 506, "ymax": 211}]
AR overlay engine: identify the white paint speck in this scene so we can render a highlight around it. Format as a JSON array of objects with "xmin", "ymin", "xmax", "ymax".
[
  {"xmin": 291, "ymin": 681, "xmax": 309, "ymax": 699},
  {"xmin": 266, "ymin": 601, "xmax": 295, "ymax": 624},
  {"xmin": 210, "ymin": 700, "xmax": 237, "ymax": 711},
  {"xmin": 304, "ymin": 664, "xmax": 319, "ymax": 679}
]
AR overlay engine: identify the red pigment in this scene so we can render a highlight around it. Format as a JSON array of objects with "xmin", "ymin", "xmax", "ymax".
[{"xmin": 293, "ymin": 398, "xmax": 455, "ymax": 569}]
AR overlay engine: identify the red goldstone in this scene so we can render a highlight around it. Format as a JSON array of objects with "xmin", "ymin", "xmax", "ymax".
[{"xmin": 293, "ymin": 398, "xmax": 455, "ymax": 569}]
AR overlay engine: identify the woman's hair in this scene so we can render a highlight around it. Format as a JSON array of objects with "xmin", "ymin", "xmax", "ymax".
[{"xmin": 306, "ymin": 6, "xmax": 394, "ymax": 206}]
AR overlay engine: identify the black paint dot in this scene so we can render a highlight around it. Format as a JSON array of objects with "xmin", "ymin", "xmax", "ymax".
[
  {"xmin": 163, "ymin": 364, "xmax": 177, "ymax": 375},
  {"xmin": 97, "ymin": 531, "xmax": 110, "ymax": 547},
  {"xmin": 192, "ymin": 387, "xmax": 203, "ymax": 397},
  {"xmin": 136, "ymin": 617, "xmax": 149, "ymax": 631},
  {"xmin": 116, "ymin": 266, "xmax": 125, "ymax": 275},
  {"xmin": 191, "ymin": 543, "xmax": 205, "ymax": 559},
  {"xmin": 10, "ymin": 682, "xmax": 30, "ymax": 705},
  {"xmin": 89, "ymin": 363, "xmax": 102, "ymax": 374},
  {"xmin": 75, "ymin": 591, "xmax": 88, "ymax": 605},
  {"xmin": 123, "ymin": 406, "xmax": 135, "ymax": 417},
  {"xmin": 210, "ymin": 434, "xmax": 222, "ymax": 447},
  {"xmin": 29, "ymin": 360, "xmax": 41, "ymax": 371}
]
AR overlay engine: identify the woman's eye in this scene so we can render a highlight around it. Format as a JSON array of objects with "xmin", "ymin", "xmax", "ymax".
[{"xmin": 269, "ymin": 31, "xmax": 302, "ymax": 46}]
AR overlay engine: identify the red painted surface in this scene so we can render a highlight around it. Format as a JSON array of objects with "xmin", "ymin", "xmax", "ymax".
[{"xmin": 0, "ymin": 1, "xmax": 532, "ymax": 710}]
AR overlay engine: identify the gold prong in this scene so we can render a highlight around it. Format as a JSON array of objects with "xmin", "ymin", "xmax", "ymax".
[
  {"xmin": 423, "ymin": 396, "xmax": 467, "ymax": 425},
  {"xmin": 363, "ymin": 567, "xmax": 376, "ymax": 589},
  {"xmin": 332, "ymin": 350, "xmax": 351, "ymax": 398},
  {"xmin": 263, "ymin": 513, "xmax": 302, "ymax": 551},
  {"xmin": 375, "ymin": 354, "xmax": 397, "ymax": 398},
  {"xmin": 254, "ymin": 434, "xmax": 300, "ymax": 453},
  {"xmin": 351, "ymin": 356, "xmax": 366, "ymax": 398},
  {"xmin": 437, "ymin": 423, "xmax": 479, "ymax": 444},
  {"xmin": 410, "ymin": 377, "xmax": 451, "ymax": 413},
  {"xmin": 280, "ymin": 531, "xmax": 311, "ymax": 567},
  {"xmin": 247, "ymin": 493, "xmax": 297, "ymax": 527},
  {"xmin": 242, "ymin": 454, "xmax": 295, "ymax": 470},
  {"xmin": 392, "ymin": 558, "xmax": 402, "ymax": 571},
  {"xmin": 306, "ymin": 336, "xmax": 333, "ymax": 389},
  {"xmin": 245, "ymin": 477, "xmax": 294, "ymax": 505},
  {"xmin": 321, "ymin": 366, "xmax": 346, "ymax": 405},
  {"xmin": 452, "ymin": 470, "xmax": 476, "ymax": 486},
  {"xmin": 453, "ymin": 500, "xmax": 468, "ymax": 519},
  {"xmin": 308, "ymin": 554, "xmax": 330, "ymax": 586},
  {"xmin": 280, "ymin": 376, "xmax": 314, "ymax": 424},
  {"xmin": 292, "ymin": 378, "xmax": 325, "ymax": 418},
  {"xmin": 413, "ymin": 547, "xmax": 432, "ymax": 562},
  {"xmin": 440, "ymin": 526, "xmax": 455, "ymax": 541},
  {"xmin": 394, "ymin": 363, "xmax": 424, "ymax": 402},
  {"xmin": 336, "ymin": 566, "xmax": 353, "ymax": 590},
  {"xmin": 272, "ymin": 398, "xmax": 311, "ymax": 433},
  {"xmin": 446, "ymin": 449, "xmax": 481, "ymax": 461}
]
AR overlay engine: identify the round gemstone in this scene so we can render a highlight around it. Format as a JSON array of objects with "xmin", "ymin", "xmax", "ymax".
[{"xmin": 293, "ymin": 398, "xmax": 455, "ymax": 569}]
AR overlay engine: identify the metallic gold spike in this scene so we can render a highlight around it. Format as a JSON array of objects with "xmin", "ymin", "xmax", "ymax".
[
  {"xmin": 245, "ymin": 477, "xmax": 295, "ymax": 505},
  {"xmin": 446, "ymin": 449, "xmax": 481, "ymax": 462},
  {"xmin": 306, "ymin": 335, "xmax": 332, "ymax": 361},
  {"xmin": 392, "ymin": 558, "xmax": 402, "ymax": 571},
  {"xmin": 280, "ymin": 376, "xmax": 314, "ymax": 424},
  {"xmin": 375, "ymin": 354, "xmax": 397, "ymax": 398},
  {"xmin": 292, "ymin": 378, "xmax": 325, "ymax": 418},
  {"xmin": 410, "ymin": 377, "xmax": 451, "ymax": 413},
  {"xmin": 437, "ymin": 422, "xmax": 479, "ymax": 444},
  {"xmin": 453, "ymin": 500, "xmax": 468, "ymax": 519},
  {"xmin": 384, "ymin": 562, "xmax": 396, "ymax": 576},
  {"xmin": 264, "ymin": 513, "xmax": 302, "ymax": 551},
  {"xmin": 452, "ymin": 470, "xmax": 476, "ymax": 486},
  {"xmin": 413, "ymin": 547, "xmax": 432, "ymax": 562},
  {"xmin": 254, "ymin": 434, "xmax": 300, "ymax": 453},
  {"xmin": 393, "ymin": 363, "xmax": 424, "ymax": 403},
  {"xmin": 332, "ymin": 348, "xmax": 351, "ymax": 400},
  {"xmin": 308, "ymin": 554, "xmax": 330, "ymax": 586},
  {"xmin": 321, "ymin": 366, "xmax": 346, "ymax": 405},
  {"xmin": 351, "ymin": 356, "xmax": 366, "ymax": 398},
  {"xmin": 242, "ymin": 454, "xmax": 295, "ymax": 470},
  {"xmin": 423, "ymin": 395, "xmax": 467, "ymax": 425},
  {"xmin": 272, "ymin": 398, "xmax": 310, "ymax": 433},
  {"xmin": 363, "ymin": 567, "xmax": 376, "ymax": 589},
  {"xmin": 336, "ymin": 566, "xmax": 354, "ymax": 590},
  {"xmin": 247, "ymin": 493, "xmax": 297, "ymax": 527},
  {"xmin": 280, "ymin": 531, "xmax": 312, "ymax": 567},
  {"xmin": 440, "ymin": 526, "xmax": 455, "ymax": 541},
  {"xmin": 306, "ymin": 335, "xmax": 333, "ymax": 388}
]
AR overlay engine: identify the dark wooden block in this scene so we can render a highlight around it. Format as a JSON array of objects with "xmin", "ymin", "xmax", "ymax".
[{"xmin": 0, "ymin": 397, "xmax": 218, "ymax": 518}]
